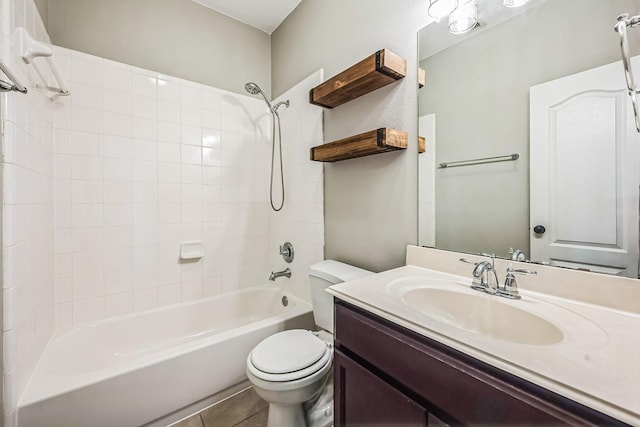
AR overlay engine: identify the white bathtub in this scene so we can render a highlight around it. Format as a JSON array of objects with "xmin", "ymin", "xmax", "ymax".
[{"xmin": 17, "ymin": 286, "xmax": 314, "ymax": 427}]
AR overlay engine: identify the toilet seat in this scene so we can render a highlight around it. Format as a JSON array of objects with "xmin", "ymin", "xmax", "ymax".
[{"xmin": 247, "ymin": 330, "xmax": 332, "ymax": 382}]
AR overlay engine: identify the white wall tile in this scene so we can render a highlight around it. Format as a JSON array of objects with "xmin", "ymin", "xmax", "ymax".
[
  {"xmin": 132, "ymin": 73, "xmax": 157, "ymax": 98},
  {"xmin": 45, "ymin": 51, "xmax": 323, "ymax": 340},
  {"xmin": 157, "ymin": 76, "xmax": 181, "ymax": 103},
  {"xmin": 131, "ymin": 116, "xmax": 157, "ymax": 140},
  {"xmin": 181, "ymin": 84, "xmax": 202, "ymax": 107},
  {"xmin": 71, "ymin": 107, "xmax": 103, "ymax": 133},
  {"xmin": 73, "ymin": 297, "xmax": 104, "ymax": 324},
  {"xmin": 104, "ymin": 181, "xmax": 132, "ymax": 203},
  {"xmin": 72, "ymin": 273, "xmax": 103, "ymax": 299},
  {"xmin": 133, "ymin": 288, "xmax": 158, "ymax": 311},
  {"xmin": 103, "ymin": 65, "xmax": 132, "ymax": 92},
  {"xmin": 158, "ymin": 163, "xmax": 181, "ymax": 183},
  {"xmin": 158, "ymin": 102, "xmax": 180, "ymax": 123},
  {"xmin": 104, "ymin": 158, "xmax": 132, "ymax": 181},
  {"xmin": 104, "ymin": 270, "xmax": 133, "ymax": 295},
  {"xmin": 104, "ymin": 204, "xmax": 133, "ymax": 226},
  {"xmin": 158, "ymin": 284, "xmax": 181, "ymax": 305},
  {"xmin": 157, "ymin": 121, "xmax": 180, "ymax": 143},
  {"xmin": 70, "ymin": 57, "xmax": 102, "ymax": 85},
  {"xmin": 103, "ymin": 111, "xmax": 132, "ymax": 137},
  {"xmin": 181, "ymin": 125, "xmax": 201, "ymax": 146},
  {"xmin": 181, "ymin": 144, "xmax": 201, "ymax": 165},
  {"xmin": 103, "ymin": 90, "xmax": 132, "ymax": 114},
  {"xmin": 105, "ymin": 292, "xmax": 132, "ymax": 317},
  {"xmin": 132, "ymin": 95, "xmax": 157, "ymax": 119}
]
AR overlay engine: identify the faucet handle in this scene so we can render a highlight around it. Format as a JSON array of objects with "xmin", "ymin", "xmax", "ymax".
[
  {"xmin": 459, "ymin": 258, "xmax": 479, "ymax": 265},
  {"xmin": 499, "ymin": 268, "xmax": 537, "ymax": 299}
]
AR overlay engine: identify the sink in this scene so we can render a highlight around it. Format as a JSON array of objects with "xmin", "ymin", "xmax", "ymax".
[{"xmin": 402, "ymin": 287, "xmax": 563, "ymax": 346}]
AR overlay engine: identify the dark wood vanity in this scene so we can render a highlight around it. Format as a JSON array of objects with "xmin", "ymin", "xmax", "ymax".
[{"xmin": 333, "ymin": 299, "xmax": 629, "ymax": 426}]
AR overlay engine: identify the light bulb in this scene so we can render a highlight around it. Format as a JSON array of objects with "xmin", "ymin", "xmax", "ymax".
[
  {"xmin": 449, "ymin": 0, "xmax": 477, "ymax": 34},
  {"xmin": 428, "ymin": 0, "xmax": 459, "ymax": 20}
]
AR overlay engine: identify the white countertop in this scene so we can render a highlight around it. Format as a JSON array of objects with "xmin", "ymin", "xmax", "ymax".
[{"xmin": 327, "ymin": 265, "xmax": 640, "ymax": 425}]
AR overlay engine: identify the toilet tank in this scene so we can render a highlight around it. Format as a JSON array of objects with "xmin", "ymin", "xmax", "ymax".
[{"xmin": 308, "ymin": 260, "xmax": 374, "ymax": 333}]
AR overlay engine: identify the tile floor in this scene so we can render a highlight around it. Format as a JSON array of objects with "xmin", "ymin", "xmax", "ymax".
[{"xmin": 171, "ymin": 387, "xmax": 268, "ymax": 427}]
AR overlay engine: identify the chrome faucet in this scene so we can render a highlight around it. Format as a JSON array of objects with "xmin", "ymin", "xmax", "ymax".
[
  {"xmin": 471, "ymin": 260, "xmax": 499, "ymax": 295},
  {"xmin": 460, "ymin": 256, "xmax": 536, "ymax": 299},
  {"xmin": 269, "ymin": 268, "xmax": 291, "ymax": 281},
  {"xmin": 499, "ymin": 267, "xmax": 537, "ymax": 299},
  {"xmin": 508, "ymin": 248, "xmax": 526, "ymax": 261}
]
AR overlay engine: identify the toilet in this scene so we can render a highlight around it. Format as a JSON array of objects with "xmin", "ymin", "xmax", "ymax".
[{"xmin": 246, "ymin": 260, "xmax": 374, "ymax": 427}]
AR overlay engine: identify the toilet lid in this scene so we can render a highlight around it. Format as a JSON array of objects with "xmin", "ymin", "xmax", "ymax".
[{"xmin": 250, "ymin": 330, "xmax": 328, "ymax": 374}]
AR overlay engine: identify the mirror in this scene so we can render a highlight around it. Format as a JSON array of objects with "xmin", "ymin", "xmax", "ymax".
[{"xmin": 418, "ymin": 0, "xmax": 640, "ymax": 277}]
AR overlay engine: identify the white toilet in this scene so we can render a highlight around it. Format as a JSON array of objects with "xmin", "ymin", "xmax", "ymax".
[{"xmin": 246, "ymin": 260, "xmax": 373, "ymax": 427}]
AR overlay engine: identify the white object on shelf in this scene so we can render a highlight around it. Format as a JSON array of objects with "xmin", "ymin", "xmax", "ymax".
[
  {"xmin": 15, "ymin": 27, "xmax": 69, "ymax": 101},
  {"xmin": 180, "ymin": 241, "xmax": 204, "ymax": 261}
]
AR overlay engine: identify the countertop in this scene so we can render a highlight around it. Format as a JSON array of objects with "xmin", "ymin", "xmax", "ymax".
[{"xmin": 327, "ymin": 265, "xmax": 640, "ymax": 425}]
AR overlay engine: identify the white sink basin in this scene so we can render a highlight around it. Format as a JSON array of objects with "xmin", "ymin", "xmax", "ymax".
[
  {"xmin": 402, "ymin": 287, "xmax": 563, "ymax": 345},
  {"xmin": 386, "ymin": 277, "xmax": 606, "ymax": 347}
]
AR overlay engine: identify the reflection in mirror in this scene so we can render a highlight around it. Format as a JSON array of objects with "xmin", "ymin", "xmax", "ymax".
[{"xmin": 418, "ymin": 0, "xmax": 640, "ymax": 277}]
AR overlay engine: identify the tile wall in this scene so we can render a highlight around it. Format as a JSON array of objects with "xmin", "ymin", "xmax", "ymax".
[
  {"xmin": 268, "ymin": 71, "xmax": 324, "ymax": 302},
  {"xmin": 52, "ymin": 48, "xmax": 277, "ymax": 327},
  {"xmin": 1, "ymin": 0, "xmax": 56, "ymax": 425},
  {"xmin": 51, "ymin": 54, "xmax": 324, "ymax": 327}
]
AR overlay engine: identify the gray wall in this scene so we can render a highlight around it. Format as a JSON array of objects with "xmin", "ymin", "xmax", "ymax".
[
  {"xmin": 272, "ymin": 0, "xmax": 428, "ymax": 272},
  {"xmin": 39, "ymin": 0, "xmax": 271, "ymax": 97},
  {"xmin": 418, "ymin": 0, "xmax": 640, "ymax": 259},
  {"xmin": 34, "ymin": 0, "xmax": 48, "ymax": 28}
]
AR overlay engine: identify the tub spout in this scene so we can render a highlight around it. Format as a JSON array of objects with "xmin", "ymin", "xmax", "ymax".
[{"xmin": 269, "ymin": 268, "xmax": 291, "ymax": 281}]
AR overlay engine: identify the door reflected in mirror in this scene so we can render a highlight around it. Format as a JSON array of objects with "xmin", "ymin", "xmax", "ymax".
[{"xmin": 417, "ymin": 0, "xmax": 640, "ymax": 277}]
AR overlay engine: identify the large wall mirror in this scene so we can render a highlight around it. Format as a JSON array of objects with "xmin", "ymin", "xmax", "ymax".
[{"xmin": 418, "ymin": 0, "xmax": 640, "ymax": 277}]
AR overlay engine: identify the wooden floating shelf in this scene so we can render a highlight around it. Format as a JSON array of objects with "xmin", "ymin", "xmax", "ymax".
[
  {"xmin": 309, "ymin": 48, "xmax": 406, "ymax": 109},
  {"xmin": 311, "ymin": 127, "xmax": 408, "ymax": 162},
  {"xmin": 418, "ymin": 136, "xmax": 426, "ymax": 153},
  {"xmin": 418, "ymin": 68, "xmax": 426, "ymax": 89}
]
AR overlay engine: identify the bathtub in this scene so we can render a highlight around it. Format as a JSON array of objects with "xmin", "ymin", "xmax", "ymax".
[{"xmin": 17, "ymin": 286, "xmax": 314, "ymax": 427}]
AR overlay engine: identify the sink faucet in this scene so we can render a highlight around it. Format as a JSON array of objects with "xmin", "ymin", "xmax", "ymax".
[
  {"xmin": 460, "ymin": 256, "xmax": 536, "ymax": 299},
  {"xmin": 471, "ymin": 260, "xmax": 499, "ymax": 295},
  {"xmin": 269, "ymin": 268, "xmax": 291, "ymax": 281},
  {"xmin": 499, "ymin": 267, "xmax": 537, "ymax": 299}
]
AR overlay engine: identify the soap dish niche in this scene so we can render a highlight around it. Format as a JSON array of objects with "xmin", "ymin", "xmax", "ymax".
[{"xmin": 180, "ymin": 241, "xmax": 204, "ymax": 261}]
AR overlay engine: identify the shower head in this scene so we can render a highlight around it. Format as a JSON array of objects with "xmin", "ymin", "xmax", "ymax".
[
  {"xmin": 244, "ymin": 82, "xmax": 273, "ymax": 111},
  {"xmin": 244, "ymin": 82, "xmax": 262, "ymax": 95}
]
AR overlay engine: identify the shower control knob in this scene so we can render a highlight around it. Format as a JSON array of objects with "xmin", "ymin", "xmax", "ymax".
[
  {"xmin": 533, "ymin": 225, "xmax": 546, "ymax": 235},
  {"xmin": 279, "ymin": 242, "xmax": 294, "ymax": 263}
]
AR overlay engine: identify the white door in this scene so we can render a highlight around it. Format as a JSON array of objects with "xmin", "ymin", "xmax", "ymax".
[{"xmin": 530, "ymin": 57, "xmax": 640, "ymax": 277}]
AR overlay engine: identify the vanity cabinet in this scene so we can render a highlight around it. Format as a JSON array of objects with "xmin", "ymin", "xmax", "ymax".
[{"xmin": 333, "ymin": 299, "xmax": 628, "ymax": 427}]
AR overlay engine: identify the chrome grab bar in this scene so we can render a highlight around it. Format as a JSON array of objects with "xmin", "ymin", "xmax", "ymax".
[{"xmin": 614, "ymin": 13, "xmax": 640, "ymax": 132}]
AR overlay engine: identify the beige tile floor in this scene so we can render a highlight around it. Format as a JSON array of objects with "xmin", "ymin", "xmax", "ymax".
[{"xmin": 172, "ymin": 388, "xmax": 268, "ymax": 427}]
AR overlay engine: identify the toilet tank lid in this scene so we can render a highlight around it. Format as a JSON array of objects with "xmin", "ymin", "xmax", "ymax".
[{"xmin": 309, "ymin": 260, "xmax": 374, "ymax": 284}]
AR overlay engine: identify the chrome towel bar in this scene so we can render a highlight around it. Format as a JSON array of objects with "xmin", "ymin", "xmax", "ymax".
[
  {"xmin": 0, "ymin": 60, "xmax": 27, "ymax": 94},
  {"xmin": 16, "ymin": 27, "xmax": 69, "ymax": 101},
  {"xmin": 438, "ymin": 153, "xmax": 519, "ymax": 169}
]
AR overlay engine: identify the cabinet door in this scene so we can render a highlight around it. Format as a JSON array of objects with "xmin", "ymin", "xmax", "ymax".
[{"xmin": 334, "ymin": 349, "xmax": 428, "ymax": 427}]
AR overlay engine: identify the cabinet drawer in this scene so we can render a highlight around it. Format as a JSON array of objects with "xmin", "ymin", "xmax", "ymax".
[{"xmin": 334, "ymin": 300, "xmax": 626, "ymax": 426}]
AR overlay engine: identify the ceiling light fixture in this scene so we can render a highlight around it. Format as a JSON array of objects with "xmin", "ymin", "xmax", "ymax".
[
  {"xmin": 428, "ymin": 0, "xmax": 459, "ymax": 22},
  {"xmin": 448, "ymin": 0, "xmax": 478, "ymax": 34}
]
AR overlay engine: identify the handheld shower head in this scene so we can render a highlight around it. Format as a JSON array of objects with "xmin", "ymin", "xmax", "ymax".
[
  {"xmin": 244, "ymin": 82, "xmax": 262, "ymax": 95},
  {"xmin": 244, "ymin": 82, "xmax": 273, "ymax": 111}
]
